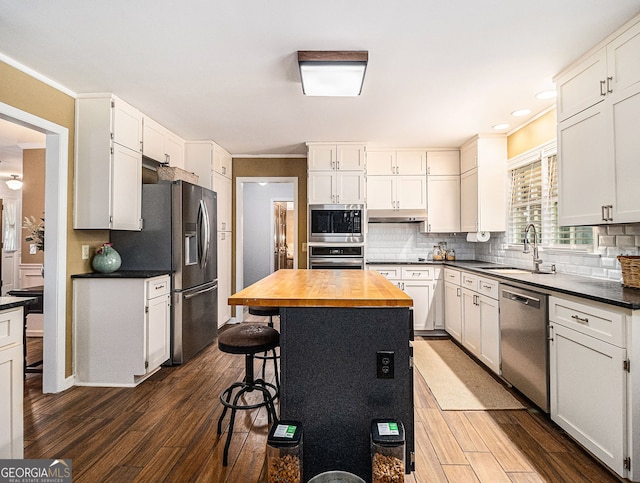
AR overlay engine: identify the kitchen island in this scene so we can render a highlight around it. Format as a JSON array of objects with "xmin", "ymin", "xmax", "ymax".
[{"xmin": 229, "ymin": 269, "xmax": 413, "ymax": 481}]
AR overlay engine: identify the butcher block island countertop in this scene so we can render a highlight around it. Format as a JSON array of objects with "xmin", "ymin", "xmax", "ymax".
[{"xmin": 228, "ymin": 269, "xmax": 412, "ymax": 307}]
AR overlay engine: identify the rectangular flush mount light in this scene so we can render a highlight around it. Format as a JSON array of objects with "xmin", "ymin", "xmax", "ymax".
[{"xmin": 298, "ymin": 51, "xmax": 368, "ymax": 96}]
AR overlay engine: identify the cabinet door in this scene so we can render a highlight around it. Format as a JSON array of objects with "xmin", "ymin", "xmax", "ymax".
[
  {"xmin": 556, "ymin": 48, "xmax": 608, "ymax": 122},
  {"xmin": 396, "ymin": 176, "xmax": 426, "ymax": 210},
  {"xmin": 432, "ymin": 269, "xmax": 444, "ymax": 330},
  {"xmin": 146, "ymin": 294, "xmax": 171, "ymax": 372},
  {"xmin": 426, "ymin": 175, "xmax": 460, "ymax": 232},
  {"xmin": 111, "ymin": 144, "xmax": 142, "ymax": 230},
  {"xmin": 550, "ymin": 323, "xmax": 627, "ymax": 477},
  {"xmin": 336, "ymin": 144, "xmax": 365, "ymax": 170},
  {"xmin": 214, "ymin": 144, "xmax": 232, "ymax": 178},
  {"xmin": 335, "ymin": 171, "xmax": 365, "ymax": 204},
  {"xmin": 184, "ymin": 142, "xmax": 213, "ymax": 190},
  {"xmin": 218, "ymin": 231, "xmax": 232, "ymax": 327},
  {"xmin": 366, "ymin": 176, "xmax": 395, "ymax": 210},
  {"xmin": 461, "ymin": 288, "xmax": 480, "ymax": 355},
  {"xmin": 426, "ymin": 151, "xmax": 460, "ymax": 176},
  {"xmin": 460, "ymin": 169, "xmax": 479, "ymax": 232},
  {"xmin": 444, "ymin": 281, "xmax": 462, "ymax": 342},
  {"xmin": 460, "ymin": 139, "xmax": 477, "ymax": 174},
  {"xmin": 308, "ymin": 171, "xmax": 335, "ymax": 204},
  {"xmin": 0, "ymin": 344, "xmax": 23, "ymax": 459},
  {"xmin": 607, "ymin": 21, "xmax": 640, "ymax": 101},
  {"xmin": 396, "ymin": 151, "xmax": 426, "ymax": 175},
  {"xmin": 308, "ymin": 144, "xmax": 336, "ymax": 171},
  {"xmin": 165, "ymin": 131, "xmax": 184, "ymax": 169},
  {"xmin": 611, "ymin": 85, "xmax": 640, "ymax": 223},
  {"xmin": 557, "ymin": 104, "xmax": 613, "ymax": 226},
  {"xmin": 367, "ymin": 151, "xmax": 395, "ymax": 176},
  {"xmin": 213, "ymin": 171, "xmax": 232, "ymax": 231},
  {"xmin": 402, "ymin": 280, "xmax": 432, "ymax": 331},
  {"xmin": 479, "ymin": 295, "xmax": 500, "ymax": 374},
  {"xmin": 142, "ymin": 117, "xmax": 166, "ymax": 162},
  {"xmin": 112, "ymin": 98, "xmax": 142, "ymax": 152}
]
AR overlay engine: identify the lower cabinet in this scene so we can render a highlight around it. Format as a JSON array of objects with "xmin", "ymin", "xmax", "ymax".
[
  {"xmin": 443, "ymin": 268, "xmax": 462, "ymax": 342},
  {"xmin": 549, "ymin": 295, "xmax": 628, "ymax": 478},
  {"xmin": 217, "ymin": 231, "xmax": 232, "ymax": 328},
  {"xmin": 73, "ymin": 275, "xmax": 171, "ymax": 387},
  {"xmin": 0, "ymin": 305, "xmax": 24, "ymax": 459}
]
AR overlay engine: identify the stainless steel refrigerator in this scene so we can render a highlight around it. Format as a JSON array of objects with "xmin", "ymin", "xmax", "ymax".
[{"xmin": 111, "ymin": 180, "xmax": 218, "ymax": 364}]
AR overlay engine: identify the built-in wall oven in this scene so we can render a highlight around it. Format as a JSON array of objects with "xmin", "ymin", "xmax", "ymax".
[
  {"xmin": 309, "ymin": 204, "xmax": 364, "ymax": 243},
  {"xmin": 308, "ymin": 245, "xmax": 365, "ymax": 270}
]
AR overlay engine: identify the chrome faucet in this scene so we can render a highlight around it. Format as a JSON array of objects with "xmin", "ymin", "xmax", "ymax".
[{"xmin": 523, "ymin": 223, "xmax": 543, "ymax": 272}]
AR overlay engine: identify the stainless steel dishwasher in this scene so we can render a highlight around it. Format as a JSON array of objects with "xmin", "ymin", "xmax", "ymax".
[{"xmin": 500, "ymin": 285, "xmax": 549, "ymax": 412}]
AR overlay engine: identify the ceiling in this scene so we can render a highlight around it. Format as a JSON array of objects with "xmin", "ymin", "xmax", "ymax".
[{"xmin": 1, "ymin": 1, "xmax": 640, "ymax": 156}]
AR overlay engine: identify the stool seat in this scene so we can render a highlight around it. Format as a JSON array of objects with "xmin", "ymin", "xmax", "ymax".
[
  {"xmin": 218, "ymin": 323, "xmax": 279, "ymax": 355},
  {"xmin": 248, "ymin": 306, "xmax": 280, "ymax": 318}
]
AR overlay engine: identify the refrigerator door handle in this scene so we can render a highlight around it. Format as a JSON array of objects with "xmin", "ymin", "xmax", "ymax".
[
  {"xmin": 198, "ymin": 199, "xmax": 210, "ymax": 271},
  {"xmin": 183, "ymin": 283, "xmax": 218, "ymax": 300}
]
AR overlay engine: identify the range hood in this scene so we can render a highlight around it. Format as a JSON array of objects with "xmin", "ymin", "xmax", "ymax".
[{"xmin": 367, "ymin": 209, "xmax": 427, "ymax": 223}]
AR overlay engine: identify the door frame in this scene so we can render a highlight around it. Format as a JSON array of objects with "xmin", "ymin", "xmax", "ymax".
[
  {"xmin": 0, "ymin": 102, "xmax": 69, "ymax": 393},
  {"xmin": 234, "ymin": 177, "xmax": 298, "ymax": 322}
]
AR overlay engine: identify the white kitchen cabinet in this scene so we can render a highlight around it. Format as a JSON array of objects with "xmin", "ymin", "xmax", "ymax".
[
  {"xmin": 426, "ymin": 150, "xmax": 460, "ymax": 176},
  {"xmin": 217, "ymin": 231, "xmax": 232, "ymax": 327},
  {"xmin": 557, "ymin": 19, "xmax": 640, "ymax": 226},
  {"xmin": 307, "ymin": 143, "xmax": 366, "ymax": 171},
  {"xmin": 367, "ymin": 175, "xmax": 426, "ymax": 211},
  {"xmin": 443, "ymin": 268, "xmax": 462, "ymax": 342},
  {"xmin": 75, "ymin": 94, "xmax": 143, "ymax": 230},
  {"xmin": 214, "ymin": 143, "xmax": 232, "ymax": 178},
  {"xmin": 459, "ymin": 135, "xmax": 506, "ymax": 233},
  {"xmin": 73, "ymin": 275, "xmax": 171, "ymax": 387},
  {"xmin": 308, "ymin": 170, "xmax": 365, "ymax": 204},
  {"xmin": 549, "ymin": 294, "xmax": 628, "ymax": 477},
  {"xmin": 214, "ymin": 171, "xmax": 232, "ymax": 232},
  {"xmin": 425, "ymin": 175, "xmax": 460, "ymax": 233},
  {"xmin": 367, "ymin": 150, "xmax": 426, "ymax": 176},
  {"xmin": 459, "ymin": 271, "xmax": 500, "ymax": 374},
  {"xmin": 0, "ymin": 306, "xmax": 24, "ymax": 459},
  {"xmin": 184, "ymin": 140, "xmax": 233, "ymax": 189},
  {"xmin": 142, "ymin": 116, "xmax": 185, "ymax": 168}
]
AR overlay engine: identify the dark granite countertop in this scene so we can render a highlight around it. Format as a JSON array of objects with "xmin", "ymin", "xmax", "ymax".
[
  {"xmin": 71, "ymin": 270, "xmax": 171, "ymax": 279},
  {"xmin": 367, "ymin": 259, "xmax": 443, "ymax": 265},
  {"xmin": 0, "ymin": 296, "xmax": 37, "ymax": 310}
]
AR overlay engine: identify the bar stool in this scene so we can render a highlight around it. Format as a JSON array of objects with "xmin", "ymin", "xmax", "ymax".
[
  {"xmin": 217, "ymin": 323, "xmax": 279, "ymax": 466},
  {"xmin": 249, "ymin": 306, "xmax": 281, "ymax": 393}
]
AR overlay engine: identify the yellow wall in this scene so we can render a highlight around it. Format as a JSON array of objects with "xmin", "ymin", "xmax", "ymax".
[
  {"xmin": 507, "ymin": 109, "xmax": 557, "ymax": 158},
  {"xmin": 21, "ymin": 149, "xmax": 46, "ymax": 264},
  {"xmin": 0, "ymin": 61, "xmax": 108, "ymax": 376}
]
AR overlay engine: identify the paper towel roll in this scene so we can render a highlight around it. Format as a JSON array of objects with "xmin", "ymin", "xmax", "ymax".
[{"xmin": 466, "ymin": 231, "xmax": 490, "ymax": 242}]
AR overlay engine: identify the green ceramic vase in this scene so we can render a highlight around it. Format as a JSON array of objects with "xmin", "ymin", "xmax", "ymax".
[{"xmin": 92, "ymin": 245, "xmax": 122, "ymax": 273}]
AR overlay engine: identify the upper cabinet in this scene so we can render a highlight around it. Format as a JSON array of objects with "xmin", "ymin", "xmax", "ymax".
[
  {"xmin": 142, "ymin": 116, "xmax": 184, "ymax": 168},
  {"xmin": 556, "ymin": 18, "xmax": 640, "ymax": 225},
  {"xmin": 74, "ymin": 94, "xmax": 143, "ymax": 230},
  {"xmin": 424, "ymin": 151, "xmax": 460, "ymax": 233},
  {"xmin": 459, "ymin": 135, "xmax": 507, "ymax": 233},
  {"xmin": 367, "ymin": 150, "xmax": 426, "ymax": 176},
  {"xmin": 307, "ymin": 143, "xmax": 366, "ymax": 204},
  {"xmin": 366, "ymin": 149, "xmax": 426, "ymax": 211}
]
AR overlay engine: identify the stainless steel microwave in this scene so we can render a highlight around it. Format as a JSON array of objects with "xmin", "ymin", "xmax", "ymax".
[{"xmin": 308, "ymin": 204, "xmax": 364, "ymax": 243}]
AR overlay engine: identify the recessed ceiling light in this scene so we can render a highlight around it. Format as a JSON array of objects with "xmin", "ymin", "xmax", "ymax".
[
  {"xmin": 492, "ymin": 123, "xmax": 510, "ymax": 130},
  {"xmin": 298, "ymin": 51, "xmax": 368, "ymax": 96},
  {"xmin": 536, "ymin": 90, "xmax": 557, "ymax": 100},
  {"xmin": 511, "ymin": 109, "xmax": 531, "ymax": 117}
]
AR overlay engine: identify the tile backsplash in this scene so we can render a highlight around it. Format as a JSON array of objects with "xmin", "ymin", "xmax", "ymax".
[{"xmin": 366, "ymin": 223, "xmax": 640, "ymax": 282}]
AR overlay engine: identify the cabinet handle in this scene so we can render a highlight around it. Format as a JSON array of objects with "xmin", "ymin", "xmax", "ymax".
[
  {"xmin": 571, "ymin": 314, "xmax": 589, "ymax": 324},
  {"xmin": 600, "ymin": 80, "xmax": 607, "ymax": 96},
  {"xmin": 222, "ymin": 166, "xmax": 226, "ymax": 175},
  {"xmin": 548, "ymin": 325, "xmax": 554, "ymax": 342},
  {"xmin": 482, "ymin": 284, "xmax": 492, "ymax": 289},
  {"xmin": 337, "ymin": 160, "xmax": 340, "ymax": 170},
  {"xmin": 607, "ymin": 205, "xmax": 613, "ymax": 221},
  {"xmin": 607, "ymin": 76, "xmax": 613, "ymax": 93},
  {"xmin": 428, "ymin": 223, "xmax": 431, "ymax": 232},
  {"xmin": 396, "ymin": 165, "xmax": 399, "ymax": 175},
  {"xmin": 602, "ymin": 205, "xmax": 608, "ymax": 221},
  {"xmin": 457, "ymin": 287, "xmax": 461, "ymax": 297}
]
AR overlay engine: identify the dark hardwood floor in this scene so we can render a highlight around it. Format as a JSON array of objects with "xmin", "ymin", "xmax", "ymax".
[{"xmin": 23, "ymin": 324, "xmax": 623, "ymax": 482}]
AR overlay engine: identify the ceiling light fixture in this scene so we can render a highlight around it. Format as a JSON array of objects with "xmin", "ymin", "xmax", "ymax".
[
  {"xmin": 6, "ymin": 174, "xmax": 23, "ymax": 190},
  {"xmin": 492, "ymin": 123, "xmax": 510, "ymax": 130},
  {"xmin": 511, "ymin": 108, "xmax": 532, "ymax": 117},
  {"xmin": 298, "ymin": 51, "xmax": 368, "ymax": 96},
  {"xmin": 536, "ymin": 90, "xmax": 557, "ymax": 100}
]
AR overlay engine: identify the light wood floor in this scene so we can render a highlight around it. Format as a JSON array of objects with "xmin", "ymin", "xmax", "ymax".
[{"xmin": 24, "ymin": 324, "xmax": 623, "ymax": 482}]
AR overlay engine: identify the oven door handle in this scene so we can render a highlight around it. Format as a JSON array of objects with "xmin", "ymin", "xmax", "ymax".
[{"xmin": 309, "ymin": 258, "xmax": 364, "ymax": 268}]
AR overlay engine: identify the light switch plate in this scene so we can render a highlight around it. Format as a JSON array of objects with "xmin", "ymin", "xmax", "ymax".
[
  {"xmin": 82, "ymin": 245, "xmax": 90, "ymax": 260},
  {"xmin": 29, "ymin": 244, "xmax": 37, "ymax": 255}
]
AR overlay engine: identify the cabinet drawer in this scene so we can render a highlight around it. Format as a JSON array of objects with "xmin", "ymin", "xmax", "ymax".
[
  {"xmin": 370, "ymin": 266, "xmax": 401, "ymax": 280},
  {"xmin": 477, "ymin": 277, "xmax": 499, "ymax": 300},
  {"xmin": 146, "ymin": 276, "xmax": 170, "ymax": 299},
  {"xmin": 443, "ymin": 268, "xmax": 460, "ymax": 285},
  {"xmin": 0, "ymin": 307, "xmax": 22, "ymax": 350},
  {"xmin": 461, "ymin": 273, "xmax": 479, "ymax": 291},
  {"xmin": 401, "ymin": 267, "xmax": 433, "ymax": 280},
  {"xmin": 549, "ymin": 296, "xmax": 625, "ymax": 347}
]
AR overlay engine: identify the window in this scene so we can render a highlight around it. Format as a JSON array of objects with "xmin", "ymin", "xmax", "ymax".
[{"xmin": 508, "ymin": 146, "xmax": 593, "ymax": 249}]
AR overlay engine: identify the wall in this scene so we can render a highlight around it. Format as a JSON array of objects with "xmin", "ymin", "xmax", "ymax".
[
  {"xmin": 21, "ymin": 148, "xmax": 45, "ymax": 265},
  {"xmin": 507, "ymin": 109, "xmax": 557, "ymax": 159},
  {"xmin": 0, "ymin": 60, "xmax": 108, "ymax": 376}
]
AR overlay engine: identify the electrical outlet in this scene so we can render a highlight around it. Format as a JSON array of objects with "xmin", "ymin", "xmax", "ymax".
[
  {"xmin": 82, "ymin": 245, "xmax": 90, "ymax": 260},
  {"xmin": 376, "ymin": 351, "xmax": 394, "ymax": 379}
]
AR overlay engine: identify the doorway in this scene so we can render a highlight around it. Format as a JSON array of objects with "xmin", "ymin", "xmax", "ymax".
[{"xmin": 0, "ymin": 101, "xmax": 69, "ymax": 394}]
